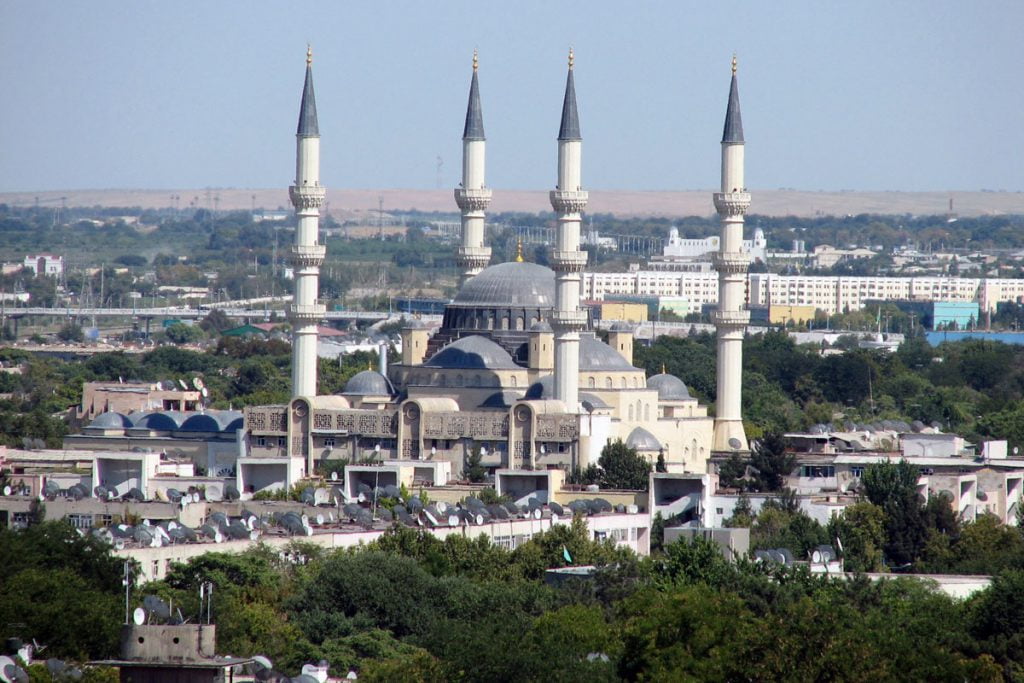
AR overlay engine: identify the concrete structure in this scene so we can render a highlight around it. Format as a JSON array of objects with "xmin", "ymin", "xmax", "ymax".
[
  {"xmin": 23, "ymin": 253, "xmax": 63, "ymax": 276},
  {"xmin": 94, "ymin": 624, "xmax": 249, "ymax": 682},
  {"xmin": 287, "ymin": 46, "xmax": 327, "ymax": 399},
  {"xmin": 75, "ymin": 381, "xmax": 200, "ymax": 425},
  {"xmin": 657, "ymin": 225, "xmax": 766, "ymax": 264},
  {"xmin": 455, "ymin": 50, "xmax": 492, "ymax": 284},
  {"xmin": 711, "ymin": 56, "xmax": 751, "ymax": 454},
  {"xmin": 550, "ymin": 48, "xmax": 588, "ymax": 409}
]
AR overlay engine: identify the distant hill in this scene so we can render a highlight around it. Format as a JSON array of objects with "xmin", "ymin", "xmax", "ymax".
[{"xmin": 2, "ymin": 188, "xmax": 1022, "ymax": 219}]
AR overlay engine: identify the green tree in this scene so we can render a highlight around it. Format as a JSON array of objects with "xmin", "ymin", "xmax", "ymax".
[
  {"xmin": 595, "ymin": 440, "xmax": 650, "ymax": 491},
  {"xmin": 828, "ymin": 501, "xmax": 887, "ymax": 572},
  {"xmin": 164, "ymin": 322, "xmax": 204, "ymax": 344},
  {"xmin": 749, "ymin": 432, "xmax": 795, "ymax": 492},
  {"xmin": 57, "ymin": 322, "xmax": 84, "ymax": 343}
]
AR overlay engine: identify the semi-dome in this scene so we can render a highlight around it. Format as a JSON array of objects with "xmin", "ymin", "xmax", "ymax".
[
  {"xmin": 579, "ymin": 333, "xmax": 635, "ymax": 371},
  {"xmin": 579, "ymin": 392, "xmax": 610, "ymax": 410},
  {"xmin": 626, "ymin": 426, "xmax": 662, "ymax": 451},
  {"xmin": 608, "ymin": 321, "xmax": 634, "ymax": 332},
  {"xmin": 524, "ymin": 374, "xmax": 554, "ymax": 399},
  {"xmin": 529, "ymin": 320, "xmax": 553, "ymax": 332},
  {"xmin": 479, "ymin": 390, "xmax": 524, "ymax": 409},
  {"xmin": 423, "ymin": 335, "xmax": 519, "ymax": 370},
  {"xmin": 343, "ymin": 370, "xmax": 395, "ymax": 396},
  {"xmin": 132, "ymin": 411, "xmax": 184, "ymax": 431},
  {"xmin": 453, "ymin": 262, "xmax": 556, "ymax": 307},
  {"xmin": 647, "ymin": 373, "xmax": 692, "ymax": 400},
  {"xmin": 88, "ymin": 412, "xmax": 133, "ymax": 429}
]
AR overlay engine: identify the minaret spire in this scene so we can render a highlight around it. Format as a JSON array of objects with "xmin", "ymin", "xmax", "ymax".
[
  {"xmin": 711, "ymin": 54, "xmax": 751, "ymax": 454},
  {"xmin": 288, "ymin": 46, "xmax": 327, "ymax": 411},
  {"xmin": 297, "ymin": 46, "xmax": 319, "ymax": 137},
  {"xmin": 455, "ymin": 49, "xmax": 492, "ymax": 283},
  {"xmin": 722, "ymin": 54, "xmax": 744, "ymax": 144},
  {"xmin": 549, "ymin": 49, "xmax": 588, "ymax": 412}
]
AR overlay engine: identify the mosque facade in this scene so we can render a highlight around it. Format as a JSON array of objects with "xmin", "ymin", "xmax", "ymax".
[{"xmin": 240, "ymin": 50, "xmax": 749, "ymax": 493}]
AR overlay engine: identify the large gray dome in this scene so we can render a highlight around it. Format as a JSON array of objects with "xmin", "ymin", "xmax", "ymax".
[
  {"xmin": 647, "ymin": 373, "xmax": 691, "ymax": 400},
  {"xmin": 579, "ymin": 333, "xmax": 635, "ymax": 371},
  {"xmin": 453, "ymin": 262, "xmax": 556, "ymax": 307},
  {"xmin": 424, "ymin": 335, "xmax": 519, "ymax": 370},
  {"xmin": 343, "ymin": 370, "xmax": 395, "ymax": 396}
]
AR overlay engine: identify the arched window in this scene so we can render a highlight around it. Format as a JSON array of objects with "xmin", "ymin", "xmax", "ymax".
[
  {"xmin": 628, "ymin": 405, "xmax": 634, "ymax": 421},
  {"xmin": 633, "ymin": 377, "xmax": 639, "ymax": 388},
  {"xmin": 510, "ymin": 375, "xmax": 518, "ymax": 387},
  {"xmin": 439, "ymin": 374, "xmax": 447, "ymax": 387},
  {"xmin": 473, "ymin": 374, "xmax": 481, "ymax": 387},
  {"xmin": 635, "ymin": 400, "xmax": 642, "ymax": 420},
  {"xmin": 644, "ymin": 404, "xmax": 650, "ymax": 422},
  {"xmin": 455, "ymin": 374, "xmax": 464, "ymax": 387},
  {"xmin": 588, "ymin": 376, "xmax": 596, "ymax": 389},
  {"xmin": 605, "ymin": 377, "xmax": 612, "ymax": 389},
  {"xmin": 620, "ymin": 377, "xmax": 627, "ymax": 389}
]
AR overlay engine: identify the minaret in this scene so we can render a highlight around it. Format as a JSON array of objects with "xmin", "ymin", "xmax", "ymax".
[
  {"xmin": 549, "ymin": 49, "xmax": 588, "ymax": 409},
  {"xmin": 287, "ymin": 46, "xmax": 327, "ymax": 399},
  {"xmin": 455, "ymin": 49, "xmax": 492, "ymax": 284},
  {"xmin": 711, "ymin": 55, "xmax": 751, "ymax": 452}
]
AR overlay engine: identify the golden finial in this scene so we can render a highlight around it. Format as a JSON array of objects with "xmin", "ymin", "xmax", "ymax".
[
  {"xmin": 731, "ymin": 53, "xmax": 737, "ymax": 75},
  {"xmin": 662, "ymin": 363, "xmax": 666, "ymax": 374},
  {"xmin": 307, "ymin": 45, "xmax": 313, "ymax": 66},
  {"xmin": 515, "ymin": 237, "xmax": 524, "ymax": 262},
  {"xmin": 568, "ymin": 47, "xmax": 574, "ymax": 70},
  {"xmin": 473, "ymin": 48, "xmax": 478, "ymax": 72}
]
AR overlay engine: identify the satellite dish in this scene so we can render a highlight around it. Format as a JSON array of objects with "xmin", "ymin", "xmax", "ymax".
[
  {"xmin": 728, "ymin": 437, "xmax": 743, "ymax": 450},
  {"xmin": 330, "ymin": 471, "xmax": 338, "ymax": 481},
  {"xmin": 192, "ymin": 377, "xmax": 205, "ymax": 390},
  {"xmin": 205, "ymin": 484, "xmax": 223, "ymax": 502},
  {"xmin": 1, "ymin": 486, "xmax": 9, "ymax": 497},
  {"xmin": 315, "ymin": 514, "xmax": 324, "ymax": 525},
  {"xmin": 201, "ymin": 387, "xmax": 209, "ymax": 398},
  {"xmin": 252, "ymin": 656, "xmax": 273, "ymax": 671},
  {"xmin": 178, "ymin": 379, "xmax": 189, "ymax": 390},
  {"xmin": 551, "ymin": 512, "xmax": 559, "ymax": 523},
  {"xmin": 133, "ymin": 607, "xmax": 146, "ymax": 625}
]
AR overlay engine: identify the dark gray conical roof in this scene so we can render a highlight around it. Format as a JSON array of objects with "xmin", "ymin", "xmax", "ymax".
[
  {"xmin": 297, "ymin": 60, "xmax": 319, "ymax": 137},
  {"xmin": 463, "ymin": 67, "xmax": 485, "ymax": 140},
  {"xmin": 722, "ymin": 71, "xmax": 743, "ymax": 144},
  {"xmin": 558, "ymin": 62, "xmax": 581, "ymax": 141}
]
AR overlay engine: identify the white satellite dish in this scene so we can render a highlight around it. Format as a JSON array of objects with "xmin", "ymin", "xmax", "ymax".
[
  {"xmin": 533, "ymin": 509, "xmax": 542, "ymax": 520},
  {"xmin": 551, "ymin": 513, "xmax": 559, "ymax": 524},
  {"xmin": 133, "ymin": 607, "xmax": 146, "ymax": 626},
  {"xmin": 178, "ymin": 379, "xmax": 189, "ymax": 390},
  {"xmin": 1, "ymin": 486, "xmax": 9, "ymax": 496},
  {"xmin": 213, "ymin": 531, "xmax": 224, "ymax": 543},
  {"xmin": 201, "ymin": 387, "xmax": 209, "ymax": 398},
  {"xmin": 205, "ymin": 484, "xmax": 223, "ymax": 502},
  {"xmin": 315, "ymin": 514, "xmax": 324, "ymax": 525},
  {"xmin": 251, "ymin": 655, "xmax": 272, "ymax": 671},
  {"xmin": 192, "ymin": 377, "xmax": 205, "ymax": 390},
  {"xmin": 330, "ymin": 471, "xmax": 338, "ymax": 481}
]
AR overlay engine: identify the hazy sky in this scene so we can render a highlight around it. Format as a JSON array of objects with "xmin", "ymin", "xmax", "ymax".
[{"xmin": 1, "ymin": 2, "xmax": 1021, "ymax": 193}]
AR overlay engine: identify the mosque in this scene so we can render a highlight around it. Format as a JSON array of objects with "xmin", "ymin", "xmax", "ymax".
[{"xmin": 240, "ymin": 48, "xmax": 752, "ymax": 493}]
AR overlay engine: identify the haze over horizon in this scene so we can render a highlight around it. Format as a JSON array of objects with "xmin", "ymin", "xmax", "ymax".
[{"xmin": 1, "ymin": 2, "xmax": 1021, "ymax": 195}]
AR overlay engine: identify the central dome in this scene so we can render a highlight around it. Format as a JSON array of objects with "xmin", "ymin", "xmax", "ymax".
[{"xmin": 453, "ymin": 262, "xmax": 556, "ymax": 307}]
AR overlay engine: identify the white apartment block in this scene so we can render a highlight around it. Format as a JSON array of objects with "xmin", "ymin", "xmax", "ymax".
[{"xmin": 585, "ymin": 270, "xmax": 1024, "ymax": 316}]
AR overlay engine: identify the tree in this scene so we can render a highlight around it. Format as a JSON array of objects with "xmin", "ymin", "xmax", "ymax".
[
  {"xmin": 749, "ymin": 432, "xmax": 795, "ymax": 492},
  {"xmin": 164, "ymin": 322, "xmax": 204, "ymax": 344},
  {"xmin": 596, "ymin": 440, "xmax": 650, "ymax": 490},
  {"xmin": 57, "ymin": 322, "xmax": 84, "ymax": 343},
  {"xmin": 464, "ymin": 447, "xmax": 486, "ymax": 483},
  {"xmin": 862, "ymin": 460, "xmax": 927, "ymax": 567},
  {"xmin": 828, "ymin": 502, "xmax": 886, "ymax": 572}
]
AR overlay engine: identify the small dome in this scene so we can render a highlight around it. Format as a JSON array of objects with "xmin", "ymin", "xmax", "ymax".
[
  {"xmin": 89, "ymin": 412, "xmax": 133, "ymax": 429},
  {"xmin": 626, "ymin": 426, "xmax": 662, "ymax": 451},
  {"xmin": 609, "ymin": 321, "xmax": 634, "ymax": 332},
  {"xmin": 529, "ymin": 320, "xmax": 553, "ymax": 332},
  {"xmin": 424, "ymin": 335, "xmax": 519, "ymax": 370},
  {"xmin": 132, "ymin": 411, "xmax": 184, "ymax": 431},
  {"xmin": 647, "ymin": 373, "xmax": 691, "ymax": 401},
  {"xmin": 579, "ymin": 333, "xmax": 635, "ymax": 371},
  {"xmin": 180, "ymin": 410, "xmax": 245, "ymax": 433},
  {"xmin": 343, "ymin": 370, "xmax": 395, "ymax": 396},
  {"xmin": 453, "ymin": 262, "xmax": 556, "ymax": 307}
]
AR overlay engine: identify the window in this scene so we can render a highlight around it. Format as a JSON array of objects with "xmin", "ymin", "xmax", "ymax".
[
  {"xmin": 800, "ymin": 465, "xmax": 835, "ymax": 478},
  {"xmin": 256, "ymin": 436, "xmax": 266, "ymax": 447},
  {"xmin": 67, "ymin": 513, "xmax": 92, "ymax": 530},
  {"xmin": 850, "ymin": 466, "xmax": 865, "ymax": 477},
  {"xmin": 324, "ymin": 438, "xmax": 335, "ymax": 448},
  {"xmin": 278, "ymin": 437, "xmax": 287, "ymax": 448}
]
